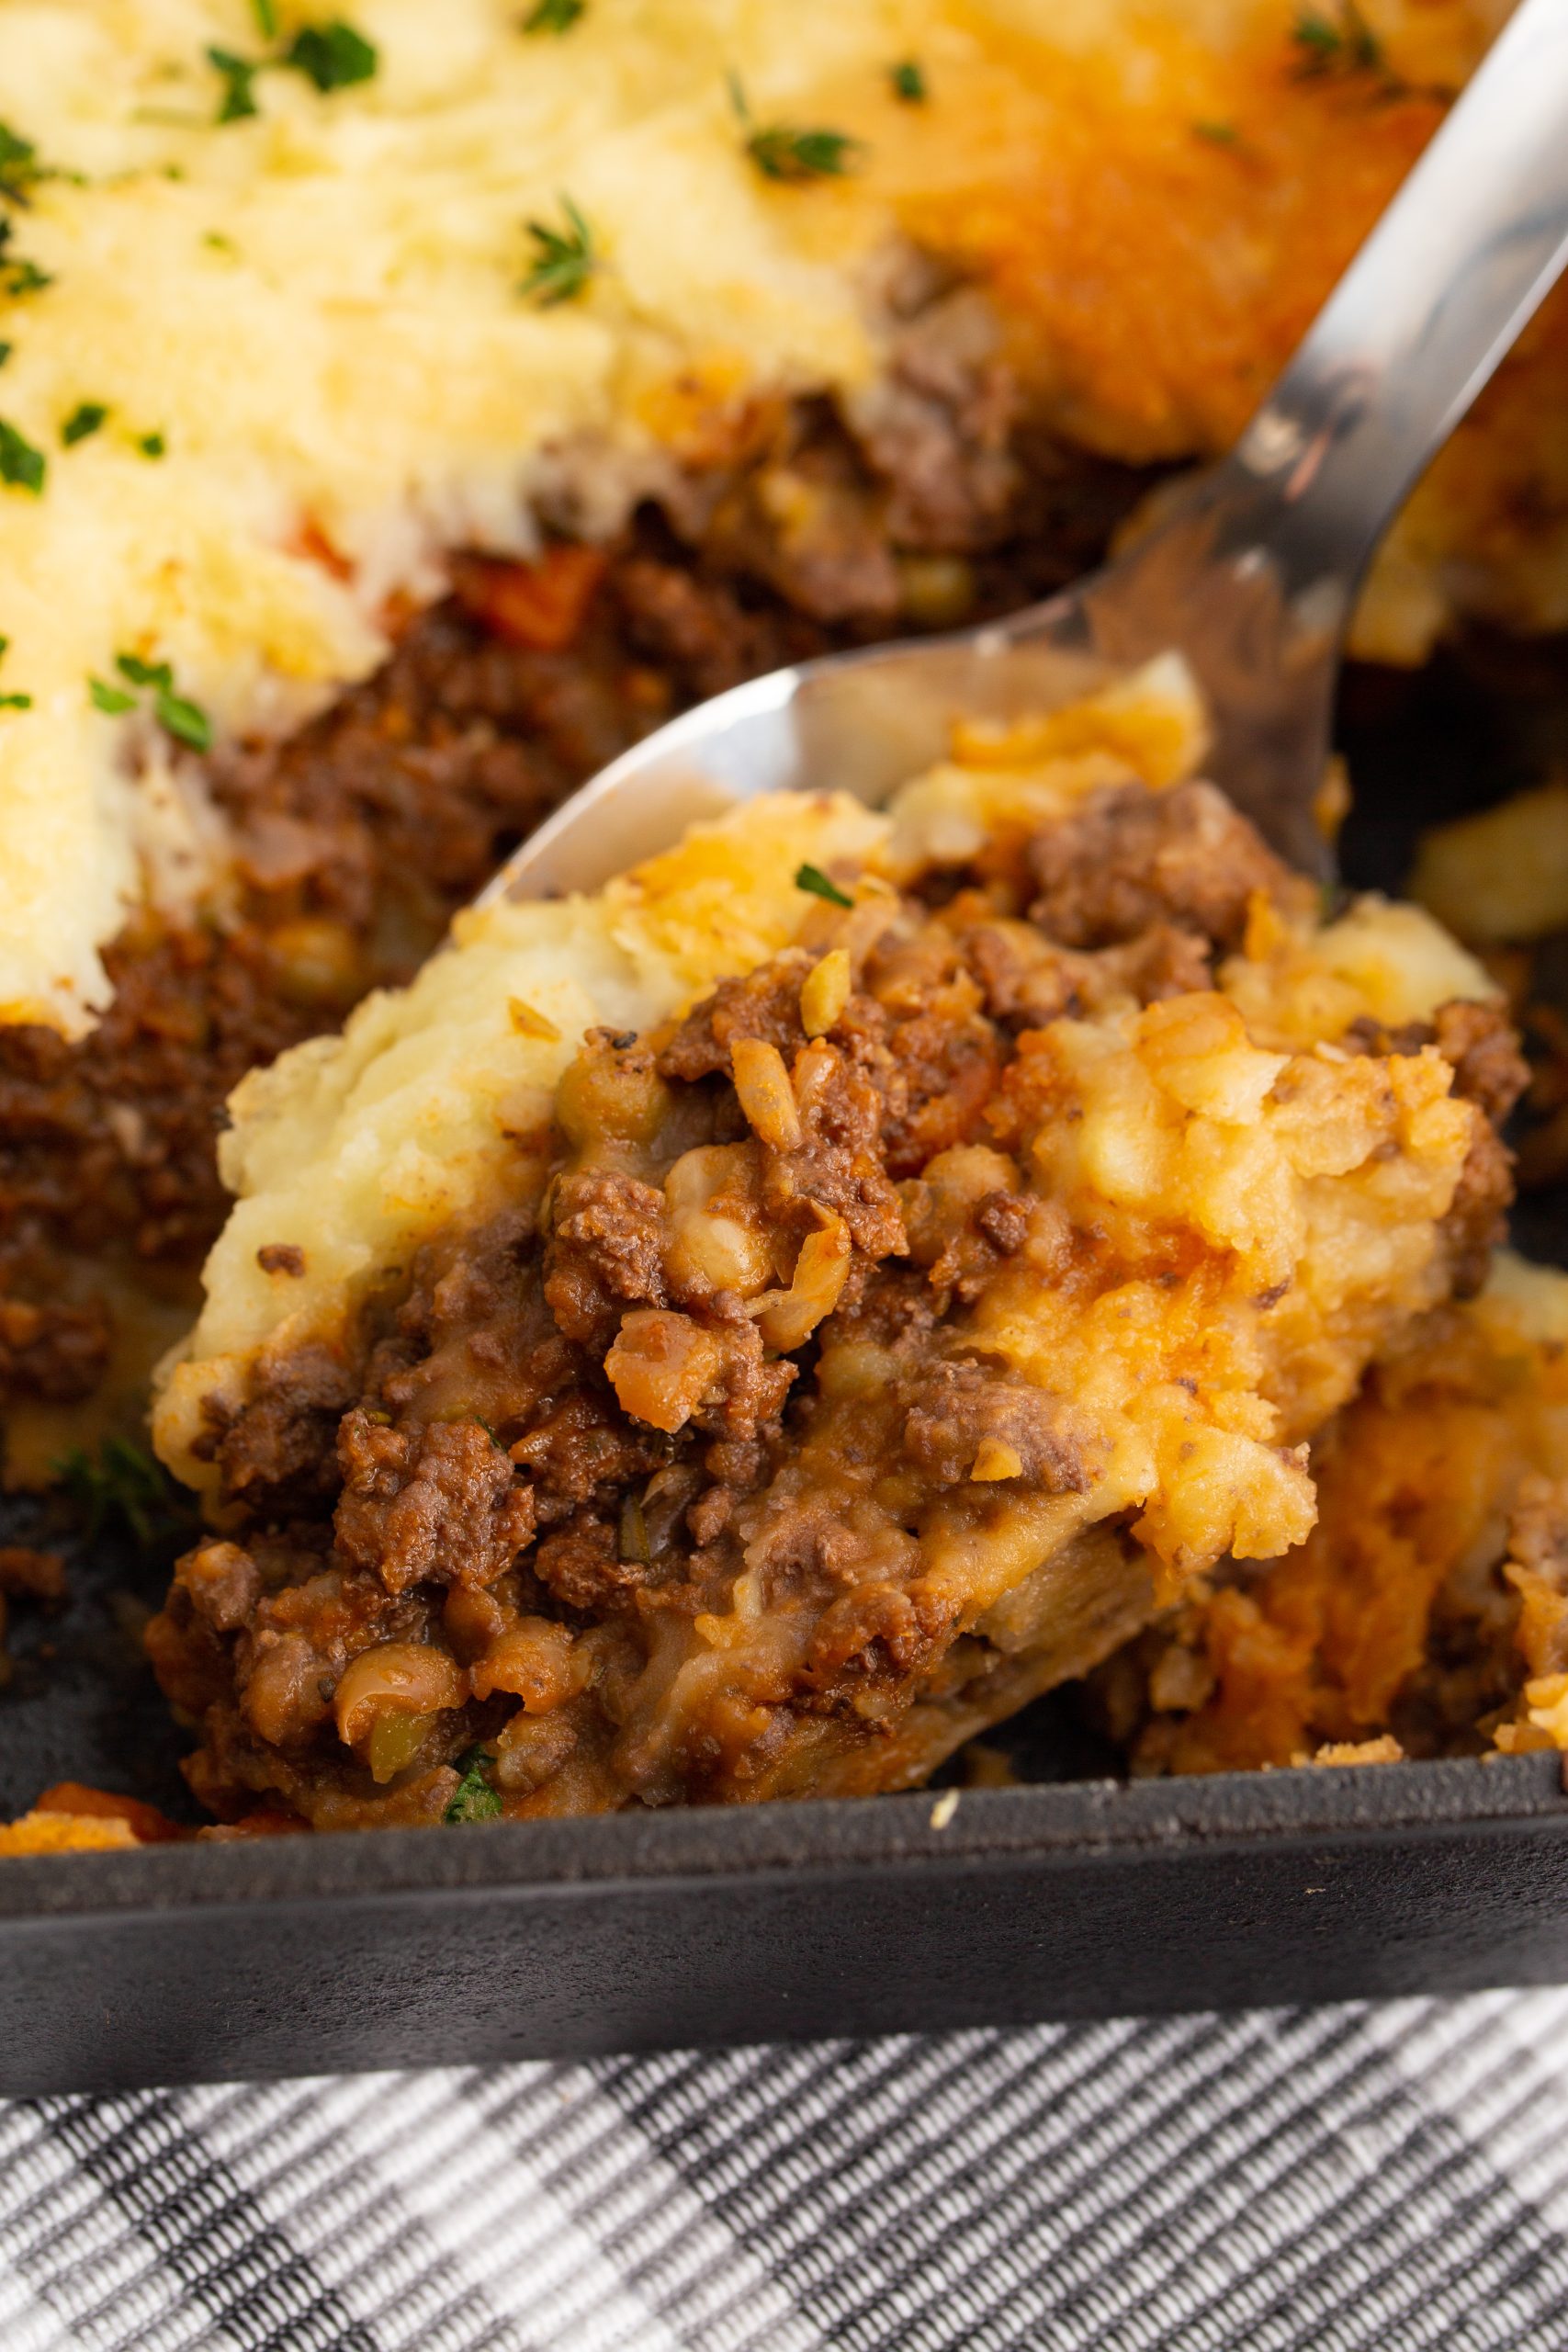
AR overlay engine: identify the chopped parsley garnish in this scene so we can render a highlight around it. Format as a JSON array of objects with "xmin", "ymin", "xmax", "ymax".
[
  {"xmin": 520, "ymin": 196, "xmax": 595, "ymax": 306},
  {"xmin": 0, "ymin": 258, "xmax": 51, "ymax": 297},
  {"xmin": 0, "ymin": 220, "xmax": 51, "ymax": 298},
  {"xmin": 209, "ymin": 16, "xmax": 378, "ymax": 123},
  {"xmin": 0, "ymin": 122, "xmax": 41, "ymax": 206},
  {"xmin": 795, "ymin": 862, "xmax": 853, "ymax": 909},
  {"xmin": 138, "ymin": 431, "xmax": 166, "ymax": 458},
  {"xmin": 889, "ymin": 59, "xmax": 927, "ymax": 103},
  {"xmin": 0, "ymin": 418, "xmax": 44, "ymax": 495},
  {"xmin": 91, "ymin": 653, "xmax": 214, "ymax": 750},
  {"xmin": 286, "ymin": 19, "xmax": 378, "ymax": 91},
  {"xmin": 445, "ymin": 1745, "xmax": 502, "ymax": 1824},
  {"xmin": 53, "ymin": 1437, "xmax": 195, "ymax": 1548},
  {"xmin": 524, "ymin": 0, "xmax": 585, "ymax": 29},
  {"xmin": 1192, "ymin": 119, "xmax": 1240, "ymax": 146},
  {"xmin": 1290, "ymin": 2, "xmax": 1390, "ymax": 81},
  {"xmin": 729, "ymin": 74, "xmax": 862, "ymax": 184},
  {"xmin": 208, "ymin": 46, "xmax": 261, "ymax": 122},
  {"xmin": 0, "ymin": 345, "xmax": 11, "ymax": 368},
  {"xmin": 0, "ymin": 634, "xmax": 28, "ymax": 710},
  {"xmin": 62, "ymin": 401, "xmax": 107, "ymax": 447}
]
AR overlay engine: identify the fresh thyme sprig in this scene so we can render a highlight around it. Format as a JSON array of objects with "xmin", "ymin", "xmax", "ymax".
[
  {"xmin": 728, "ymin": 74, "xmax": 862, "ymax": 184},
  {"xmin": 520, "ymin": 196, "xmax": 596, "ymax": 306}
]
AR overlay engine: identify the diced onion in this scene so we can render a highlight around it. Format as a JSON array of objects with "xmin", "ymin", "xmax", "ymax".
[
  {"xmin": 753, "ymin": 1212, "xmax": 852, "ymax": 1351},
  {"xmin": 730, "ymin": 1036, "xmax": 803, "ymax": 1151}
]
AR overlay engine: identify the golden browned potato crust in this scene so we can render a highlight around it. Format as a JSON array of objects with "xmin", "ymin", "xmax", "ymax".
[{"xmin": 1095, "ymin": 1260, "xmax": 1568, "ymax": 1774}]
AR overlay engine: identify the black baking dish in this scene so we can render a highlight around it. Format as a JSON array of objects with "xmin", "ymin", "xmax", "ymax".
[
  {"xmin": 3, "ymin": 649, "xmax": 1568, "ymax": 2098},
  {"xmin": 3, "ymin": 1754, "xmax": 1568, "ymax": 2094}
]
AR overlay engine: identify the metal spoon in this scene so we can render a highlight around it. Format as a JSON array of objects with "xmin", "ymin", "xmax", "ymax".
[{"xmin": 489, "ymin": 0, "xmax": 1568, "ymax": 898}]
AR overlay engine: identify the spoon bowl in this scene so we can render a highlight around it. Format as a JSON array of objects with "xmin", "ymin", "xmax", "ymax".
[{"xmin": 488, "ymin": 0, "xmax": 1568, "ymax": 904}]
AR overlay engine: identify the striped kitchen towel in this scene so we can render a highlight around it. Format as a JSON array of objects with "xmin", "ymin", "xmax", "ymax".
[{"xmin": 1, "ymin": 1992, "xmax": 1566, "ymax": 2351}]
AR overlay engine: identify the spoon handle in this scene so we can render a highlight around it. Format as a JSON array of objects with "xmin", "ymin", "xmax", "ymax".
[{"xmin": 1217, "ymin": 0, "xmax": 1568, "ymax": 603}]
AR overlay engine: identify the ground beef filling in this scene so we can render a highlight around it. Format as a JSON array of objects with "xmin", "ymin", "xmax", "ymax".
[
  {"xmin": 0, "ymin": 364, "xmax": 1154, "ymax": 1430},
  {"xmin": 144, "ymin": 787, "xmax": 1520, "ymax": 1828}
]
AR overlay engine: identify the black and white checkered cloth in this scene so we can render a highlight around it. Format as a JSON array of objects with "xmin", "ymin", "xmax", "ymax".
[{"xmin": 3, "ymin": 1992, "xmax": 1567, "ymax": 2348}]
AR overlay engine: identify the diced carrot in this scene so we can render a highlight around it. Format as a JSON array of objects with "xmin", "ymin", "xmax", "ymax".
[
  {"xmin": 452, "ymin": 544, "xmax": 607, "ymax": 651},
  {"xmin": 197, "ymin": 1807, "xmax": 310, "ymax": 1840},
  {"xmin": 294, "ymin": 516, "xmax": 353, "ymax": 582},
  {"xmin": 33, "ymin": 1781, "xmax": 188, "ymax": 1843}
]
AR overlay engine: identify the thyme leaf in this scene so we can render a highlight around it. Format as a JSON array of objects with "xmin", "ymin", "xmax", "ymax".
[
  {"xmin": 1290, "ymin": 3, "xmax": 1392, "ymax": 82},
  {"xmin": 285, "ymin": 19, "xmax": 378, "ymax": 91},
  {"xmin": 116, "ymin": 652, "xmax": 173, "ymax": 689},
  {"xmin": 0, "ymin": 219, "xmax": 51, "ymax": 297},
  {"xmin": 795, "ymin": 863, "xmax": 853, "ymax": 909},
  {"xmin": 0, "ymin": 417, "xmax": 44, "ymax": 494},
  {"xmin": 98, "ymin": 653, "xmax": 213, "ymax": 748},
  {"xmin": 524, "ymin": 0, "xmax": 585, "ymax": 29},
  {"xmin": 520, "ymin": 196, "xmax": 595, "ymax": 306},
  {"xmin": 210, "ymin": 17, "xmax": 378, "ymax": 123},
  {"xmin": 728, "ymin": 74, "xmax": 862, "ymax": 183},
  {"xmin": 62, "ymin": 401, "xmax": 107, "ymax": 446},
  {"xmin": 207, "ymin": 45, "xmax": 261, "ymax": 122},
  {"xmin": 155, "ymin": 688, "xmax": 213, "ymax": 750},
  {"xmin": 0, "ymin": 121, "xmax": 42, "ymax": 206},
  {"xmin": 889, "ymin": 59, "xmax": 927, "ymax": 104}
]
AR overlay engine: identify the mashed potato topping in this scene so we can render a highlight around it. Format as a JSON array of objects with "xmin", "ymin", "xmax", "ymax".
[
  {"xmin": 145, "ymin": 669, "xmax": 1521, "ymax": 1826},
  {"xmin": 0, "ymin": 0, "xmax": 1556, "ymax": 1031}
]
